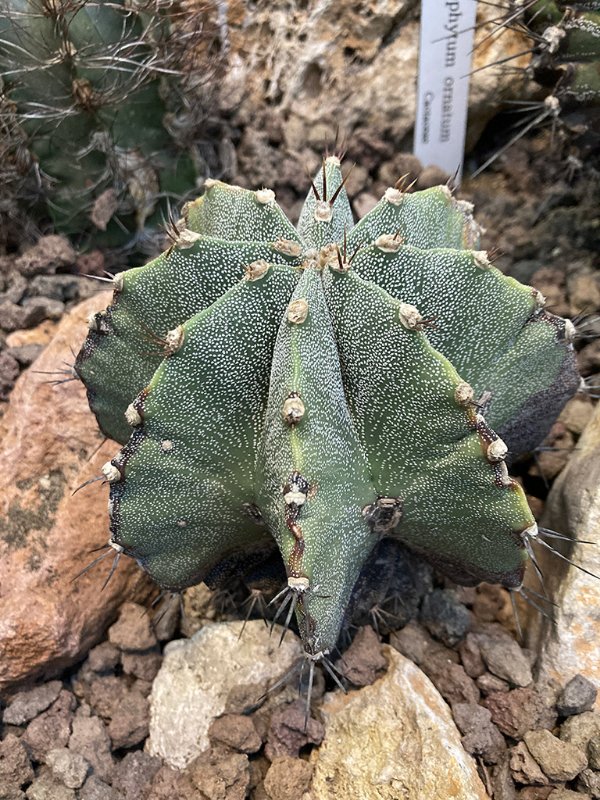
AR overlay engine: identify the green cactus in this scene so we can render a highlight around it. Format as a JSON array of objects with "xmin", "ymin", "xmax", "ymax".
[
  {"xmin": 0, "ymin": 0, "xmax": 210, "ymax": 250},
  {"xmin": 75, "ymin": 158, "xmax": 579, "ymax": 659}
]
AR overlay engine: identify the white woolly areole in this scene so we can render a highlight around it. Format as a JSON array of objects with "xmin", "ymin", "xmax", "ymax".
[
  {"xmin": 282, "ymin": 395, "xmax": 305, "ymax": 424},
  {"xmin": 383, "ymin": 187, "xmax": 403, "ymax": 206},
  {"xmin": 374, "ymin": 234, "xmax": 403, "ymax": 253},
  {"xmin": 523, "ymin": 522, "xmax": 539, "ymax": 539},
  {"xmin": 487, "ymin": 438, "xmax": 508, "ymax": 463},
  {"xmin": 314, "ymin": 201, "xmax": 333, "ymax": 222},
  {"xmin": 325, "ymin": 155, "xmax": 341, "ymax": 167},
  {"xmin": 204, "ymin": 178, "xmax": 218, "ymax": 189},
  {"xmin": 564, "ymin": 319, "xmax": 576, "ymax": 343},
  {"xmin": 176, "ymin": 229, "xmax": 202, "ymax": 249},
  {"xmin": 165, "ymin": 325, "xmax": 184, "ymax": 354},
  {"xmin": 125, "ymin": 403, "xmax": 142, "ymax": 427},
  {"xmin": 532, "ymin": 289, "xmax": 546, "ymax": 308},
  {"xmin": 113, "ymin": 273, "xmax": 124, "ymax": 292},
  {"xmin": 473, "ymin": 251, "xmax": 491, "ymax": 269},
  {"xmin": 284, "ymin": 490, "xmax": 307, "ymax": 506},
  {"xmin": 273, "ymin": 238, "xmax": 302, "ymax": 257},
  {"xmin": 398, "ymin": 302, "xmax": 423, "ymax": 330},
  {"xmin": 287, "ymin": 299, "xmax": 309, "ymax": 324},
  {"xmin": 288, "ymin": 576, "xmax": 310, "ymax": 591},
  {"xmin": 102, "ymin": 462, "xmax": 121, "ymax": 483},
  {"xmin": 255, "ymin": 188, "xmax": 275, "ymax": 205},
  {"xmin": 454, "ymin": 382, "xmax": 474, "ymax": 406},
  {"xmin": 245, "ymin": 259, "xmax": 270, "ymax": 282}
]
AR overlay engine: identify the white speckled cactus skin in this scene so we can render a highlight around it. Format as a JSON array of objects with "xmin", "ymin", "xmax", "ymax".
[{"xmin": 75, "ymin": 158, "xmax": 579, "ymax": 657}]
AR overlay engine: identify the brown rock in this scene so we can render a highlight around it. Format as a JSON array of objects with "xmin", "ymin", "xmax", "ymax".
[
  {"xmin": 561, "ymin": 712, "xmax": 600, "ymax": 750},
  {"xmin": 0, "ymin": 733, "xmax": 34, "ymax": 789},
  {"xmin": 86, "ymin": 642, "xmax": 120, "ymax": 674},
  {"xmin": 2, "ymin": 680, "xmax": 63, "ymax": 725},
  {"xmin": 578, "ymin": 341, "xmax": 600, "ymax": 377},
  {"xmin": 517, "ymin": 789, "xmax": 554, "ymax": 800},
  {"xmin": 208, "ymin": 714, "xmax": 262, "ymax": 754},
  {"xmin": 549, "ymin": 789, "xmax": 591, "ymax": 800},
  {"xmin": 458, "ymin": 633, "xmax": 486, "ymax": 679},
  {"xmin": 510, "ymin": 741, "xmax": 549, "ymax": 785},
  {"xmin": 188, "ymin": 749, "xmax": 250, "ymax": 800},
  {"xmin": 22, "ymin": 690, "xmax": 76, "ymax": 763},
  {"xmin": 0, "ymin": 351, "xmax": 20, "ymax": 399},
  {"xmin": 263, "ymin": 756, "xmax": 313, "ymax": 800},
  {"xmin": 530, "ymin": 267, "xmax": 569, "ymax": 318},
  {"xmin": 265, "ymin": 700, "xmax": 325, "ymax": 761},
  {"xmin": 108, "ymin": 603, "xmax": 157, "ymax": 652},
  {"xmin": 559, "ymin": 396, "xmax": 594, "ymax": 437},
  {"xmin": 478, "ymin": 673, "xmax": 511, "ymax": 695},
  {"xmin": 106, "ymin": 688, "xmax": 149, "ymax": 749},
  {"xmin": 121, "ymin": 650, "xmax": 162, "ymax": 682},
  {"xmin": 15, "ymin": 236, "xmax": 76, "ymax": 277},
  {"xmin": 420, "ymin": 649, "xmax": 480, "ymax": 706},
  {"xmin": 484, "ymin": 687, "xmax": 547, "ymax": 739},
  {"xmin": 452, "ymin": 702, "xmax": 506, "ymax": 765},
  {"xmin": 79, "ymin": 776, "xmax": 122, "ymax": 800},
  {"xmin": 491, "ymin": 757, "xmax": 517, "ymax": 800},
  {"xmin": 524, "ymin": 729, "xmax": 588, "ymax": 782},
  {"xmin": 577, "ymin": 767, "xmax": 600, "ymax": 797},
  {"xmin": 147, "ymin": 765, "xmax": 197, "ymax": 800},
  {"xmin": 68, "ymin": 714, "xmax": 114, "ymax": 783},
  {"xmin": 0, "ymin": 295, "xmax": 153, "ymax": 692},
  {"xmin": 567, "ymin": 271, "xmax": 600, "ymax": 317},
  {"xmin": 25, "ymin": 772, "xmax": 77, "ymax": 800},
  {"xmin": 335, "ymin": 625, "xmax": 387, "ymax": 687},
  {"xmin": 5, "ymin": 320, "xmax": 57, "ymax": 348}
]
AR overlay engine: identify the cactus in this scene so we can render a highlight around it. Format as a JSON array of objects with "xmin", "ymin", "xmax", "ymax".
[
  {"xmin": 0, "ymin": 0, "xmax": 212, "ymax": 251},
  {"xmin": 75, "ymin": 158, "xmax": 580, "ymax": 660}
]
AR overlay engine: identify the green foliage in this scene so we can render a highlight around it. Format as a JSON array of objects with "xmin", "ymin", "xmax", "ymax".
[
  {"xmin": 76, "ymin": 159, "xmax": 579, "ymax": 657},
  {"xmin": 0, "ymin": 0, "xmax": 211, "ymax": 250}
]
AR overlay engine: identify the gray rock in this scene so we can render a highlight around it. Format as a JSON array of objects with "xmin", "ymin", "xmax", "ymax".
[
  {"xmin": 107, "ymin": 688, "xmax": 149, "ymax": 749},
  {"xmin": 577, "ymin": 768, "xmax": 600, "ymax": 799},
  {"xmin": 46, "ymin": 748, "xmax": 89, "ymax": 789},
  {"xmin": 557, "ymin": 675, "xmax": 598, "ymax": 717},
  {"xmin": 25, "ymin": 772, "xmax": 76, "ymax": 800},
  {"xmin": 86, "ymin": 642, "xmax": 120, "ymax": 674},
  {"xmin": 561, "ymin": 712, "xmax": 600, "ymax": 750},
  {"xmin": 0, "ymin": 351, "xmax": 20, "ymax": 400},
  {"xmin": 0, "ymin": 734, "xmax": 34, "ymax": 790},
  {"xmin": 15, "ymin": 236, "xmax": 76, "ymax": 277},
  {"xmin": 147, "ymin": 620, "xmax": 302, "ymax": 769},
  {"xmin": 22, "ymin": 691, "xmax": 76, "ymax": 763},
  {"xmin": 452, "ymin": 702, "xmax": 506, "ymax": 765},
  {"xmin": 79, "ymin": 776, "xmax": 123, "ymax": 800},
  {"xmin": 20, "ymin": 297, "xmax": 65, "ymax": 327},
  {"xmin": 0, "ymin": 300, "xmax": 26, "ymax": 332},
  {"xmin": 3, "ymin": 681, "xmax": 63, "ymax": 726},
  {"xmin": 121, "ymin": 650, "xmax": 162, "ymax": 682},
  {"xmin": 589, "ymin": 734, "xmax": 600, "ymax": 770},
  {"xmin": 6, "ymin": 345, "xmax": 43, "ymax": 367},
  {"xmin": 68, "ymin": 715, "xmax": 114, "ymax": 783},
  {"xmin": 111, "ymin": 752, "xmax": 161, "ymax": 800},
  {"xmin": 28, "ymin": 276, "xmax": 82, "ymax": 302},
  {"xmin": 476, "ymin": 633, "xmax": 532, "ymax": 688},
  {"xmin": 524, "ymin": 729, "xmax": 588, "ymax": 782},
  {"xmin": 420, "ymin": 589, "xmax": 471, "ymax": 647}
]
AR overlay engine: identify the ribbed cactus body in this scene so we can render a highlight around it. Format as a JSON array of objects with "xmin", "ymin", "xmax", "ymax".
[
  {"xmin": 0, "ymin": 0, "xmax": 204, "ymax": 247},
  {"xmin": 76, "ymin": 160, "xmax": 579, "ymax": 657}
]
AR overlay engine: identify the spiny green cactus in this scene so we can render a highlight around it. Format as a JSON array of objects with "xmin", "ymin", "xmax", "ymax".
[
  {"xmin": 75, "ymin": 157, "xmax": 579, "ymax": 659},
  {"xmin": 0, "ymin": 0, "xmax": 211, "ymax": 250}
]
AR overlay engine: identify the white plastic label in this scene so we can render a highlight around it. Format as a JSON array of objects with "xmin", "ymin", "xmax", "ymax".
[{"xmin": 414, "ymin": 0, "xmax": 478, "ymax": 185}]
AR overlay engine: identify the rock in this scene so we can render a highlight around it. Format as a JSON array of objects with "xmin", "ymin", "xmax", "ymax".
[
  {"xmin": 121, "ymin": 650, "xmax": 162, "ymax": 682},
  {"xmin": 0, "ymin": 294, "xmax": 153, "ymax": 692},
  {"xmin": 491, "ymin": 757, "xmax": 517, "ymax": 800},
  {"xmin": 419, "ymin": 588, "xmax": 471, "ymax": 647},
  {"xmin": 146, "ymin": 766, "xmax": 197, "ymax": 800},
  {"xmin": 0, "ymin": 351, "xmax": 20, "ymax": 399},
  {"xmin": 208, "ymin": 714, "xmax": 262, "ymax": 754},
  {"xmin": 106, "ymin": 687, "xmax": 149, "ymax": 749},
  {"xmin": 263, "ymin": 756, "xmax": 313, "ymax": 800},
  {"xmin": 309, "ymin": 646, "xmax": 488, "ymax": 799},
  {"xmin": 418, "ymin": 165, "xmax": 450, "ymax": 189},
  {"xmin": 517, "ymin": 789, "xmax": 554, "ymax": 800},
  {"xmin": 484, "ymin": 687, "xmax": 548, "ymax": 739},
  {"xmin": 589, "ymin": 735, "xmax": 600, "ymax": 770},
  {"xmin": 46, "ymin": 748, "xmax": 89, "ymax": 790},
  {"xmin": 86, "ymin": 643, "xmax": 120, "ymax": 674},
  {"xmin": 79, "ymin": 776, "xmax": 122, "ymax": 800},
  {"xmin": 111, "ymin": 752, "xmax": 162, "ymax": 800},
  {"xmin": 25, "ymin": 773, "xmax": 76, "ymax": 800},
  {"xmin": 68, "ymin": 714, "xmax": 114, "ymax": 783},
  {"xmin": 352, "ymin": 192, "xmax": 379, "ymax": 219},
  {"xmin": 0, "ymin": 734, "xmax": 34, "ymax": 790},
  {"xmin": 477, "ymin": 673, "xmax": 510, "ymax": 695},
  {"xmin": 549, "ymin": 790, "xmax": 591, "ymax": 800},
  {"xmin": 2, "ymin": 681, "xmax": 63, "ymax": 725},
  {"xmin": 147, "ymin": 620, "xmax": 302, "ymax": 769},
  {"xmin": 557, "ymin": 675, "xmax": 598, "ymax": 717},
  {"xmin": 567, "ymin": 271, "xmax": 600, "ymax": 317},
  {"xmin": 218, "ymin": 1, "xmax": 532, "ymax": 186},
  {"xmin": 577, "ymin": 768, "xmax": 600, "ymax": 798},
  {"xmin": 578, "ymin": 341, "xmax": 600, "ymax": 377},
  {"xmin": 524, "ymin": 729, "xmax": 587, "ymax": 782},
  {"xmin": 22, "ymin": 690, "xmax": 76, "ymax": 763},
  {"xmin": 108, "ymin": 603, "xmax": 158, "ymax": 652},
  {"xmin": 475, "ymin": 632, "xmax": 532, "ymax": 688},
  {"xmin": 458, "ymin": 633, "xmax": 486, "ymax": 679},
  {"xmin": 561, "ymin": 712, "xmax": 600, "ymax": 750},
  {"xmin": 0, "ymin": 300, "xmax": 27, "ymax": 333},
  {"xmin": 6, "ymin": 344, "xmax": 44, "ymax": 367},
  {"xmin": 534, "ymin": 403, "xmax": 600, "ymax": 709},
  {"xmin": 452, "ymin": 702, "xmax": 506, "ymax": 764},
  {"xmin": 265, "ymin": 700, "xmax": 325, "ymax": 760},
  {"xmin": 335, "ymin": 626, "xmax": 387, "ymax": 687},
  {"xmin": 15, "ymin": 236, "xmax": 76, "ymax": 277},
  {"xmin": 509, "ymin": 742, "xmax": 548, "ymax": 785},
  {"xmin": 20, "ymin": 297, "xmax": 65, "ymax": 327},
  {"xmin": 5, "ymin": 320, "xmax": 57, "ymax": 349},
  {"xmin": 389, "ymin": 620, "xmax": 437, "ymax": 665},
  {"xmin": 188, "ymin": 749, "xmax": 250, "ymax": 800},
  {"xmin": 420, "ymin": 648, "xmax": 480, "ymax": 706},
  {"xmin": 559, "ymin": 396, "xmax": 594, "ymax": 437}
]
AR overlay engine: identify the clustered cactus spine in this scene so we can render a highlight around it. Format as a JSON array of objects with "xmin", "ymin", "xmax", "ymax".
[
  {"xmin": 75, "ymin": 158, "xmax": 580, "ymax": 660},
  {"xmin": 0, "ymin": 0, "xmax": 213, "ymax": 250}
]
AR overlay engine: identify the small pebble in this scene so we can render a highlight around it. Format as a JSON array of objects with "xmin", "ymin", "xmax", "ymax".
[
  {"xmin": 477, "ymin": 633, "xmax": 533, "ymax": 688},
  {"xmin": 509, "ymin": 741, "xmax": 548, "ymax": 785},
  {"xmin": 25, "ymin": 772, "xmax": 76, "ymax": 800},
  {"xmin": 108, "ymin": 603, "xmax": 157, "ymax": 652},
  {"xmin": 477, "ymin": 673, "xmax": 510, "ymax": 695},
  {"xmin": 557, "ymin": 675, "xmax": 597, "ymax": 717},
  {"xmin": 577, "ymin": 768, "xmax": 600, "ymax": 798},
  {"xmin": 87, "ymin": 642, "xmax": 120, "ymax": 673},
  {"xmin": 335, "ymin": 626, "xmax": 387, "ymax": 687},
  {"xmin": 560, "ymin": 712, "xmax": 600, "ymax": 750},
  {"xmin": 265, "ymin": 700, "xmax": 324, "ymax": 761},
  {"xmin": 452, "ymin": 702, "xmax": 506, "ymax": 764},
  {"xmin": 588, "ymin": 734, "xmax": 600, "ymax": 770},
  {"xmin": 111, "ymin": 751, "xmax": 162, "ymax": 800},
  {"xmin": 46, "ymin": 748, "xmax": 90, "ymax": 789},
  {"xmin": 0, "ymin": 734, "xmax": 34, "ymax": 790},
  {"xmin": 208, "ymin": 714, "xmax": 262, "ymax": 754},
  {"xmin": 263, "ymin": 756, "xmax": 313, "ymax": 800},
  {"xmin": 420, "ymin": 589, "xmax": 471, "ymax": 647}
]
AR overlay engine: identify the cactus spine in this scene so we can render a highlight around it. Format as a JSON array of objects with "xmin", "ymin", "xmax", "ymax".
[{"xmin": 75, "ymin": 159, "xmax": 579, "ymax": 658}]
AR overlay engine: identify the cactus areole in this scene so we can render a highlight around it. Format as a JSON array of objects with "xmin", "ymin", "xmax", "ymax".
[{"xmin": 76, "ymin": 158, "xmax": 579, "ymax": 659}]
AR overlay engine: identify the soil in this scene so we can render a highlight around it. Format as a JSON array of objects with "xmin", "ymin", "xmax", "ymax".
[{"xmin": 0, "ymin": 118, "xmax": 599, "ymax": 799}]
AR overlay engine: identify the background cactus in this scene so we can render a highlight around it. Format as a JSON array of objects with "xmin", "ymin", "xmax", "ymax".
[
  {"xmin": 0, "ymin": 0, "xmax": 214, "ymax": 252},
  {"xmin": 75, "ymin": 158, "xmax": 580, "ymax": 661}
]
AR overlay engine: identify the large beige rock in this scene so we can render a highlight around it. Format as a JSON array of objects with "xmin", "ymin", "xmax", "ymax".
[
  {"xmin": 310, "ymin": 646, "xmax": 488, "ymax": 800},
  {"xmin": 532, "ymin": 403, "xmax": 600, "ymax": 700},
  {"xmin": 147, "ymin": 620, "xmax": 303, "ymax": 769},
  {"xmin": 0, "ymin": 294, "xmax": 153, "ymax": 694},
  {"xmin": 212, "ymin": 0, "xmax": 532, "ymax": 188}
]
